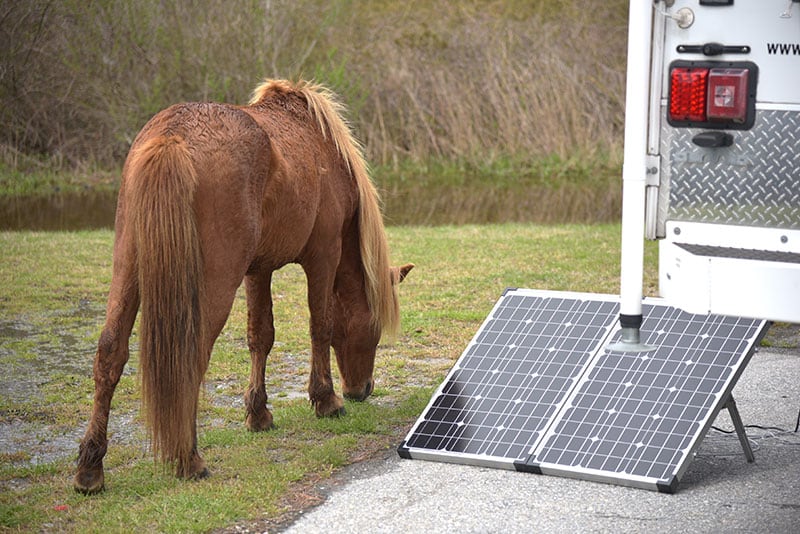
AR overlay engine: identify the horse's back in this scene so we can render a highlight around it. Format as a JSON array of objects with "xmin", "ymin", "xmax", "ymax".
[
  {"xmin": 129, "ymin": 101, "xmax": 271, "ymax": 194},
  {"xmin": 121, "ymin": 102, "xmax": 273, "ymax": 307}
]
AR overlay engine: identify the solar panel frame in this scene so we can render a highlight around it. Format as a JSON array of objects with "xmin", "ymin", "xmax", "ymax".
[{"xmin": 398, "ymin": 289, "xmax": 769, "ymax": 492}]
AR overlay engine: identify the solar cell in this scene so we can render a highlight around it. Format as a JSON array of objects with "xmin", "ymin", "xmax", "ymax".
[{"xmin": 398, "ymin": 289, "xmax": 768, "ymax": 492}]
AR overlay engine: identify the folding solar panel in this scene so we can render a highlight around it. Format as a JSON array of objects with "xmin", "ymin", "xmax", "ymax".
[
  {"xmin": 398, "ymin": 289, "xmax": 769, "ymax": 492},
  {"xmin": 399, "ymin": 292, "xmax": 618, "ymax": 468}
]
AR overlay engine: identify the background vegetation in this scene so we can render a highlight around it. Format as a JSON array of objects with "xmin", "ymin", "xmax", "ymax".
[{"xmin": 1, "ymin": 0, "xmax": 629, "ymax": 224}]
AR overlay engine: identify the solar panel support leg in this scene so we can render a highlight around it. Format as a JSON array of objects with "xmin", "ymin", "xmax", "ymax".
[{"xmin": 725, "ymin": 395, "xmax": 755, "ymax": 463}]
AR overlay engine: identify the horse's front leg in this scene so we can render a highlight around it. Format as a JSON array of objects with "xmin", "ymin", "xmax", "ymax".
[
  {"xmin": 303, "ymin": 260, "xmax": 345, "ymax": 417},
  {"xmin": 74, "ymin": 273, "xmax": 139, "ymax": 494},
  {"xmin": 244, "ymin": 271, "xmax": 276, "ymax": 431}
]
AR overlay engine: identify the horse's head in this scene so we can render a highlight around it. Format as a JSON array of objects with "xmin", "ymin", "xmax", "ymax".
[{"xmin": 332, "ymin": 263, "xmax": 414, "ymax": 401}]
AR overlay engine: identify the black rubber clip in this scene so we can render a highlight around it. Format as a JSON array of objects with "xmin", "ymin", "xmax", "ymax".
[{"xmin": 692, "ymin": 131, "xmax": 734, "ymax": 148}]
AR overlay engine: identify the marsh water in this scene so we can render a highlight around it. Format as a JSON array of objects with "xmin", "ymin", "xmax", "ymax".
[
  {"xmin": 0, "ymin": 191, "xmax": 118, "ymax": 231},
  {"xmin": 0, "ymin": 182, "xmax": 622, "ymax": 231}
]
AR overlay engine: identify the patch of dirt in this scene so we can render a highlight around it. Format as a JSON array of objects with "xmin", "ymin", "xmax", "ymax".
[
  {"xmin": 0, "ymin": 409, "xmax": 143, "ymax": 469},
  {"xmin": 0, "ymin": 313, "xmax": 314, "ymax": 470}
]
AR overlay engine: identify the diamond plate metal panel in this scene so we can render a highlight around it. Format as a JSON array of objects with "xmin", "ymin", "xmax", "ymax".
[{"xmin": 656, "ymin": 109, "xmax": 800, "ymax": 237}]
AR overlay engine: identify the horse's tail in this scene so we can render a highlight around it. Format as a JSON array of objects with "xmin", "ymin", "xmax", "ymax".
[
  {"xmin": 296, "ymin": 81, "xmax": 400, "ymax": 338},
  {"xmin": 125, "ymin": 134, "xmax": 206, "ymax": 476}
]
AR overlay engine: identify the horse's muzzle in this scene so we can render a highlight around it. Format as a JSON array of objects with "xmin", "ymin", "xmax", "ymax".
[{"xmin": 343, "ymin": 378, "xmax": 373, "ymax": 402}]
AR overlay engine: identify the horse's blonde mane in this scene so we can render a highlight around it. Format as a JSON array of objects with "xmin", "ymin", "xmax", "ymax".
[{"xmin": 249, "ymin": 79, "xmax": 400, "ymax": 337}]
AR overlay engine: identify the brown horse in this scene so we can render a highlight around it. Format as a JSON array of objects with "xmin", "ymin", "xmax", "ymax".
[{"xmin": 74, "ymin": 79, "xmax": 413, "ymax": 494}]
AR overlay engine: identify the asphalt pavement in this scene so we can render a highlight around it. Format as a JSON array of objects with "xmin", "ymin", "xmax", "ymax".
[{"xmin": 281, "ymin": 347, "xmax": 800, "ymax": 533}]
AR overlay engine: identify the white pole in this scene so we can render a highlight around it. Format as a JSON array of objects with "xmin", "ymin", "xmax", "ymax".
[{"xmin": 615, "ymin": 0, "xmax": 654, "ymax": 348}]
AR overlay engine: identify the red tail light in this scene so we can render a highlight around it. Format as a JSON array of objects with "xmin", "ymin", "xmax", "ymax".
[
  {"xmin": 669, "ymin": 67, "xmax": 709, "ymax": 122},
  {"xmin": 667, "ymin": 61, "xmax": 757, "ymax": 130}
]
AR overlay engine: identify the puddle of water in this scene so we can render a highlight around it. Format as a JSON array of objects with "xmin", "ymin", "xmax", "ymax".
[
  {"xmin": 0, "ymin": 190, "xmax": 117, "ymax": 231},
  {"xmin": 0, "ymin": 185, "xmax": 622, "ymax": 231}
]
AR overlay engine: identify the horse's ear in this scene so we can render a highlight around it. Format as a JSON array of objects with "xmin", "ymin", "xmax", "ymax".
[{"xmin": 391, "ymin": 263, "xmax": 414, "ymax": 285}]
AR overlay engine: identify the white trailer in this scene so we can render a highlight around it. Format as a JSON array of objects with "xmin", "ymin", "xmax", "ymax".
[
  {"xmin": 618, "ymin": 0, "xmax": 800, "ymax": 348},
  {"xmin": 400, "ymin": 1, "xmax": 798, "ymax": 492}
]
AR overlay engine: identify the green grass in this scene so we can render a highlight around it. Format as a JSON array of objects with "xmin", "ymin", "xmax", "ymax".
[
  {"xmin": 0, "ymin": 224, "xmax": 656, "ymax": 532},
  {"xmin": 0, "ymin": 154, "xmax": 619, "ymax": 197}
]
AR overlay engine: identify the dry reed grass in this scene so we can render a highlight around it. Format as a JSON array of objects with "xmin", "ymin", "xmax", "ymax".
[
  {"xmin": 353, "ymin": 3, "xmax": 628, "ymax": 166},
  {"xmin": 1, "ymin": 0, "xmax": 628, "ymax": 170}
]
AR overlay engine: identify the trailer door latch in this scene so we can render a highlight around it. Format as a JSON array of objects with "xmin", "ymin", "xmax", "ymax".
[{"xmin": 677, "ymin": 43, "xmax": 751, "ymax": 55}]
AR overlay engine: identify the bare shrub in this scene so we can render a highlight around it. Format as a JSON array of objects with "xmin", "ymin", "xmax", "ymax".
[
  {"xmin": 347, "ymin": 3, "xmax": 627, "ymax": 165},
  {"xmin": 0, "ymin": 0, "xmax": 627, "ymax": 169}
]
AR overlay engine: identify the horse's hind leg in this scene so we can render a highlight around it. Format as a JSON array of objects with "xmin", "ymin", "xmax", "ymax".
[
  {"xmin": 303, "ymin": 258, "xmax": 346, "ymax": 418},
  {"xmin": 244, "ymin": 271, "xmax": 275, "ymax": 431},
  {"xmin": 74, "ymin": 260, "xmax": 139, "ymax": 494}
]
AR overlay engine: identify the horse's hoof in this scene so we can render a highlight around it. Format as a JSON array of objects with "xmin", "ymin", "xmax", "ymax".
[
  {"xmin": 313, "ymin": 396, "xmax": 346, "ymax": 418},
  {"xmin": 74, "ymin": 468, "xmax": 105, "ymax": 495},
  {"xmin": 316, "ymin": 405, "xmax": 346, "ymax": 418},
  {"xmin": 178, "ymin": 451, "xmax": 210, "ymax": 481},
  {"xmin": 246, "ymin": 410, "xmax": 275, "ymax": 432},
  {"xmin": 179, "ymin": 464, "xmax": 211, "ymax": 481}
]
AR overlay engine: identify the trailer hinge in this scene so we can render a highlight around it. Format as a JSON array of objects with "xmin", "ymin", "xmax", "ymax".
[
  {"xmin": 645, "ymin": 155, "xmax": 661, "ymax": 187},
  {"xmin": 644, "ymin": 155, "xmax": 661, "ymax": 240}
]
